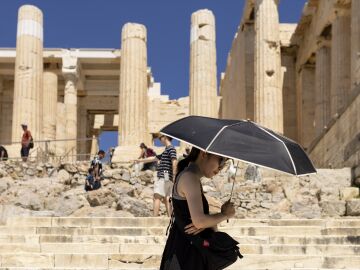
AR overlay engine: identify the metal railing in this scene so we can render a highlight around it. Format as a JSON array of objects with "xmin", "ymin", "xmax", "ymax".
[{"xmin": 0, "ymin": 137, "xmax": 99, "ymax": 163}]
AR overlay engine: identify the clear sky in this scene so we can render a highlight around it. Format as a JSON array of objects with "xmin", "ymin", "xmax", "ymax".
[{"xmin": 0, "ymin": 0, "xmax": 307, "ymax": 156}]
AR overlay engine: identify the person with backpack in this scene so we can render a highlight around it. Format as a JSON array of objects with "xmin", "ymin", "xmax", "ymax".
[
  {"xmin": 138, "ymin": 143, "xmax": 157, "ymax": 171},
  {"xmin": 20, "ymin": 124, "xmax": 32, "ymax": 162},
  {"xmin": 84, "ymin": 167, "xmax": 101, "ymax": 191}
]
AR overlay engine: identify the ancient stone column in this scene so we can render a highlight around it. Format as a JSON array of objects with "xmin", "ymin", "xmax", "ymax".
[
  {"xmin": 315, "ymin": 42, "xmax": 331, "ymax": 136},
  {"xmin": 351, "ymin": 0, "xmax": 360, "ymax": 90},
  {"xmin": 78, "ymin": 106, "xmax": 88, "ymax": 160},
  {"xmin": 244, "ymin": 22, "xmax": 255, "ymax": 121},
  {"xmin": 62, "ymin": 51, "xmax": 78, "ymax": 158},
  {"xmin": 55, "ymin": 102, "xmax": 66, "ymax": 157},
  {"xmin": 0, "ymin": 76, "xmax": 3, "ymax": 134},
  {"xmin": 282, "ymin": 51, "xmax": 297, "ymax": 141},
  {"xmin": 254, "ymin": 0, "xmax": 283, "ymax": 133},
  {"xmin": 331, "ymin": 11, "xmax": 351, "ymax": 116},
  {"xmin": 90, "ymin": 134, "xmax": 99, "ymax": 158},
  {"xmin": 189, "ymin": 9, "xmax": 218, "ymax": 117},
  {"xmin": 42, "ymin": 71, "xmax": 58, "ymax": 141},
  {"xmin": 12, "ymin": 5, "xmax": 43, "ymax": 142},
  {"xmin": 296, "ymin": 64, "xmax": 316, "ymax": 149},
  {"xmin": 118, "ymin": 23, "xmax": 148, "ymax": 146}
]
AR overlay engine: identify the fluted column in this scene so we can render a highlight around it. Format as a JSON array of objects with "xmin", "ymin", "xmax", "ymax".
[
  {"xmin": 315, "ymin": 41, "xmax": 331, "ymax": 136},
  {"xmin": 12, "ymin": 5, "xmax": 43, "ymax": 142},
  {"xmin": 0, "ymin": 77, "xmax": 3, "ymax": 134},
  {"xmin": 245, "ymin": 22, "xmax": 255, "ymax": 121},
  {"xmin": 62, "ymin": 51, "xmax": 79, "ymax": 158},
  {"xmin": 90, "ymin": 134, "xmax": 99, "ymax": 158},
  {"xmin": 189, "ymin": 9, "xmax": 218, "ymax": 117},
  {"xmin": 63, "ymin": 73, "xmax": 77, "ymax": 157},
  {"xmin": 331, "ymin": 11, "xmax": 351, "ymax": 116},
  {"xmin": 351, "ymin": 0, "xmax": 360, "ymax": 90},
  {"xmin": 296, "ymin": 64, "xmax": 316, "ymax": 149},
  {"xmin": 55, "ymin": 102, "xmax": 66, "ymax": 157},
  {"xmin": 254, "ymin": 0, "xmax": 283, "ymax": 133},
  {"xmin": 118, "ymin": 23, "xmax": 148, "ymax": 146},
  {"xmin": 42, "ymin": 71, "xmax": 58, "ymax": 141}
]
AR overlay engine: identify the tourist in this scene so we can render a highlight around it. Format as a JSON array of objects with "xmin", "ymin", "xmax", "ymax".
[
  {"xmin": 84, "ymin": 167, "xmax": 100, "ymax": 191},
  {"xmin": 20, "ymin": 124, "xmax": 32, "ymax": 162},
  {"xmin": 90, "ymin": 149, "xmax": 105, "ymax": 189},
  {"xmin": 138, "ymin": 142, "xmax": 157, "ymax": 171},
  {"xmin": 160, "ymin": 147, "xmax": 235, "ymax": 269},
  {"xmin": 134, "ymin": 135, "xmax": 177, "ymax": 217},
  {"xmin": 108, "ymin": 147, "xmax": 115, "ymax": 164},
  {"xmin": 0, "ymin": 145, "xmax": 8, "ymax": 161}
]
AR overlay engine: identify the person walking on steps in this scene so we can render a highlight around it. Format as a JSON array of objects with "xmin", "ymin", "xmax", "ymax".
[{"xmin": 160, "ymin": 147, "xmax": 239, "ymax": 270}]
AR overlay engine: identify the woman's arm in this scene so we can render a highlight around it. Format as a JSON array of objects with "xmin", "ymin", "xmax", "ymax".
[
  {"xmin": 135, "ymin": 156, "xmax": 158, "ymax": 164},
  {"xmin": 138, "ymin": 149, "xmax": 145, "ymax": 159},
  {"xmin": 179, "ymin": 172, "xmax": 234, "ymax": 229}
]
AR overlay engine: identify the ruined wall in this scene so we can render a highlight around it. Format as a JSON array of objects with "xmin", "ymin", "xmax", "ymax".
[
  {"xmin": 309, "ymin": 87, "xmax": 360, "ymax": 169},
  {"xmin": 148, "ymin": 97, "xmax": 189, "ymax": 134}
]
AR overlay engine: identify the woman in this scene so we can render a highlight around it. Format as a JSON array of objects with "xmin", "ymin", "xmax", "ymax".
[
  {"xmin": 138, "ymin": 143, "xmax": 157, "ymax": 171},
  {"xmin": 160, "ymin": 147, "xmax": 235, "ymax": 270}
]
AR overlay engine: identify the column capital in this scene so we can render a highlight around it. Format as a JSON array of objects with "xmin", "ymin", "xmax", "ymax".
[{"xmin": 61, "ymin": 49, "xmax": 79, "ymax": 81}]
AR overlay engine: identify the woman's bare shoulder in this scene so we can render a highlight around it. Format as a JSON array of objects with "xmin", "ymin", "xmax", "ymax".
[{"xmin": 177, "ymin": 170, "xmax": 200, "ymax": 194}]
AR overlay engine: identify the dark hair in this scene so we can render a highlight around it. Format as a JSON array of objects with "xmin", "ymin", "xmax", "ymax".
[
  {"xmin": 140, "ymin": 143, "xmax": 147, "ymax": 149},
  {"xmin": 176, "ymin": 147, "xmax": 201, "ymax": 179},
  {"xmin": 98, "ymin": 150, "xmax": 105, "ymax": 155},
  {"xmin": 88, "ymin": 168, "xmax": 93, "ymax": 174},
  {"xmin": 159, "ymin": 135, "xmax": 173, "ymax": 142}
]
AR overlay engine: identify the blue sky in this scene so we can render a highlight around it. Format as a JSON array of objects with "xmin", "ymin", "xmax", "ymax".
[{"xmin": 0, "ymin": 0, "xmax": 307, "ymax": 155}]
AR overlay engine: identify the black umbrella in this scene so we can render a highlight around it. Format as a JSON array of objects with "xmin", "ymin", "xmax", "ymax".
[{"xmin": 160, "ymin": 116, "xmax": 316, "ymax": 176}]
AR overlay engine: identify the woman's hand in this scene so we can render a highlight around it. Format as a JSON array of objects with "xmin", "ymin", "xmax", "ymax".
[
  {"xmin": 184, "ymin": 223, "xmax": 205, "ymax": 235},
  {"xmin": 221, "ymin": 200, "xmax": 235, "ymax": 218}
]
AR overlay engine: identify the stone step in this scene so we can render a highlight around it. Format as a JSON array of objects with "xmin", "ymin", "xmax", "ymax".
[
  {"xmin": 1, "ymin": 253, "xmax": 359, "ymax": 269},
  {"xmin": 0, "ymin": 234, "xmax": 358, "ymax": 247},
  {"xmin": 2, "ymin": 226, "xmax": 351, "ymax": 236},
  {"xmin": 0, "ymin": 269, "xmax": 358, "ymax": 270},
  {"xmin": 0, "ymin": 267, "xmax": 344, "ymax": 270},
  {"xmin": 0, "ymin": 267, "xmax": 359, "ymax": 270},
  {"xmin": 0, "ymin": 243, "xmax": 358, "ymax": 256},
  {"xmin": 6, "ymin": 217, "xmax": 360, "ymax": 228}
]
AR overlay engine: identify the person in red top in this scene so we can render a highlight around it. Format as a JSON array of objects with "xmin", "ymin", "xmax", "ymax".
[{"xmin": 20, "ymin": 124, "xmax": 32, "ymax": 162}]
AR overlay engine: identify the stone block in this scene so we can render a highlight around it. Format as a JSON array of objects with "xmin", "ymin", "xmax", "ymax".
[
  {"xmin": 54, "ymin": 254, "xmax": 108, "ymax": 268},
  {"xmin": 320, "ymin": 200, "xmax": 346, "ymax": 216},
  {"xmin": 346, "ymin": 199, "xmax": 360, "ymax": 216},
  {"xmin": 340, "ymin": 187, "xmax": 360, "ymax": 201},
  {"xmin": 1, "ymin": 254, "xmax": 53, "ymax": 267},
  {"xmin": 41, "ymin": 243, "xmax": 119, "ymax": 254}
]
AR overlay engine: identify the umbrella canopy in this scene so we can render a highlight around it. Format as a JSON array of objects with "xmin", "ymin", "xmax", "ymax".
[{"xmin": 160, "ymin": 116, "xmax": 316, "ymax": 176}]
